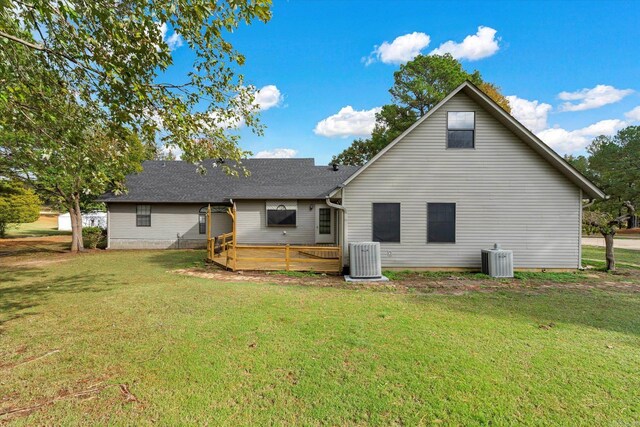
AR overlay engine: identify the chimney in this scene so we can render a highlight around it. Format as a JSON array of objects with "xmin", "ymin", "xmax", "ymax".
[{"xmin": 332, "ymin": 163, "xmax": 339, "ymax": 171}]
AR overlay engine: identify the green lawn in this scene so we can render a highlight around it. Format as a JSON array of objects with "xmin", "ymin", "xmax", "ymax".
[
  {"xmin": 1, "ymin": 250, "xmax": 640, "ymax": 425},
  {"xmin": 583, "ymin": 245, "xmax": 640, "ymax": 268},
  {"xmin": 5, "ymin": 214, "xmax": 70, "ymax": 238}
]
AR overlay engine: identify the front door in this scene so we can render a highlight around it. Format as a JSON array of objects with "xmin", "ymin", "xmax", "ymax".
[{"xmin": 315, "ymin": 205, "xmax": 334, "ymax": 244}]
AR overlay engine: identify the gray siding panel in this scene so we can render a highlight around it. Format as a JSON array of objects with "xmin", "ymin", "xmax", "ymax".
[
  {"xmin": 107, "ymin": 203, "xmax": 231, "ymax": 249},
  {"xmin": 344, "ymin": 92, "xmax": 581, "ymax": 269},
  {"xmin": 236, "ymin": 200, "xmax": 318, "ymax": 245}
]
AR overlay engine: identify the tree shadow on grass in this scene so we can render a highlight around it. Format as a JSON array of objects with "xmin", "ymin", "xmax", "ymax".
[
  {"xmin": 0, "ymin": 266, "xmax": 122, "ymax": 327},
  {"xmin": 0, "ymin": 239, "xmax": 70, "ymax": 258},
  {"xmin": 414, "ymin": 289, "xmax": 640, "ymax": 338}
]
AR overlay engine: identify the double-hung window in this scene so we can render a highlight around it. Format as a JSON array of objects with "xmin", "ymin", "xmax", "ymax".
[
  {"xmin": 427, "ymin": 203, "xmax": 456, "ymax": 243},
  {"xmin": 447, "ymin": 112, "xmax": 475, "ymax": 148},
  {"xmin": 372, "ymin": 203, "xmax": 401, "ymax": 243},
  {"xmin": 136, "ymin": 205, "xmax": 151, "ymax": 227}
]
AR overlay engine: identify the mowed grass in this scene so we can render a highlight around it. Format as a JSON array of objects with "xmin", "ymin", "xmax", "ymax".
[
  {"xmin": 583, "ymin": 245, "xmax": 640, "ymax": 268},
  {"xmin": 5, "ymin": 214, "xmax": 70, "ymax": 238},
  {"xmin": 1, "ymin": 250, "xmax": 640, "ymax": 425}
]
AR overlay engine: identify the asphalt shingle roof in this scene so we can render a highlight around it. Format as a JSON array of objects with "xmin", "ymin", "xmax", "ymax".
[{"xmin": 100, "ymin": 159, "xmax": 359, "ymax": 203}]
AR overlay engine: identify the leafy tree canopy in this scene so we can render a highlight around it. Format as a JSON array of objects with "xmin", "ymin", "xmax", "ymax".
[
  {"xmin": 566, "ymin": 126, "xmax": 640, "ymax": 270},
  {"xmin": 0, "ymin": 35, "xmax": 148, "ymax": 250},
  {"xmin": 332, "ymin": 54, "xmax": 510, "ymax": 166},
  {"xmin": 1, "ymin": 0, "xmax": 272, "ymax": 164},
  {"xmin": 566, "ymin": 126, "xmax": 640, "ymax": 217}
]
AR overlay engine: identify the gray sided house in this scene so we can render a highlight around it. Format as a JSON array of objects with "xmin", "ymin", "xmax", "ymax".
[
  {"xmin": 102, "ymin": 81, "xmax": 605, "ymax": 270},
  {"xmin": 101, "ymin": 159, "xmax": 358, "ymax": 249}
]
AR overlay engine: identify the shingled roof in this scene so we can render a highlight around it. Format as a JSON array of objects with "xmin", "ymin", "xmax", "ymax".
[{"xmin": 100, "ymin": 159, "xmax": 359, "ymax": 203}]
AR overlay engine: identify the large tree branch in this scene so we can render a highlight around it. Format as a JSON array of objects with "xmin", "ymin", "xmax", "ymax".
[
  {"xmin": 0, "ymin": 30, "xmax": 105, "ymax": 78},
  {"xmin": 1, "ymin": 31, "xmax": 193, "ymax": 92}
]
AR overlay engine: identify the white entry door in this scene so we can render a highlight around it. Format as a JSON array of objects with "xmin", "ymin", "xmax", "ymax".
[{"xmin": 315, "ymin": 204, "xmax": 334, "ymax": 244}]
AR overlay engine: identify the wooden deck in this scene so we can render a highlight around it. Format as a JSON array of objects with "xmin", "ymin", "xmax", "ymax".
[
  {"xmin": 209, "ymin": 244, "xmax": 342, "ymax": 273},
  {"xmin": 204, "ymin": 205, "xmax": 341, "ymax": 273}
]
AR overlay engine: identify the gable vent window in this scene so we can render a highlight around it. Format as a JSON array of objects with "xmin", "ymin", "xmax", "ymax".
[
  {"xmin": 266, "ymin": 201, "xmax": 297, "ymax": 227},
  {"xmin": 447, "ymin": 111, "xmax": 475, "ymax": 149},
  {"xmin": 427, "ymin": 203, "xmax": 456, "ymax": 243},
  {"xmin": 372, "ymin": 203, "xmax": 401, "ymax": 243},
  {"xmin": 136, "ymin": 204, "xmax": 151, "ymax": 227}
]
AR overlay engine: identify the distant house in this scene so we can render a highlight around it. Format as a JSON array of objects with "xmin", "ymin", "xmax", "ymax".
[
  {"xmin": 101, "ymin": 81, "xmax": 605, "ymax": 270},
  {"xmin": 58, "ymin": 211, "xmax": 107, "ymax": 231}
]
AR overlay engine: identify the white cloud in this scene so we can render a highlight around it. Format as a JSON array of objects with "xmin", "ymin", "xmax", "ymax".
[
  {"xmin": 430, "ymin": 26, "xmax": 500, "ymax": 61},
  {"xmin": 253, "ymin": 85, "xmax": 283, "ymax": 111},
  {"xmin": 624, "ymin": 106, "xmax": 640, "ymax": 122},
  {"xmin": 159, "ymin": 144, "xmax": 183, "ymax": 160},
  {"xmin": 508, "ymin": 92, "xmax": 630, "ymax": 153},
  {"xmin": 203, "ymin": 84, "xmax": 281, "ymax": 130},
  {"xmin": 158, "ymin": 22, "xmax": 183, "ymax": 50},
  {"xmin": 366, "ymin": 32, "xmax": 431, "ymax": 65},
  {"xmin": 207, "ymin": 110, "xmax": 244, "ymax": 130},
  {"xmin": 506, "ymin": 95, "xmax": 552, "ymax": 133},
  {"xmin": 537, "ymin": 119, "xmax": 627, "ymax": 153},
  {"xmin": 558, "ymin": 85, "xmax": 633, "ymax": 112},
  {"xmin": 314, "ymin": 106, "xmax": 382, "ymax": 138},
  {"xmin": 253, "ymin": 148, "xmax": 297, "ymax": 158}
]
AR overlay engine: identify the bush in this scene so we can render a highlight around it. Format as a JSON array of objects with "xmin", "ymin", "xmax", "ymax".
[
  {"xmin": 82, "ymin": 226, "xmax": 106, "ymax": 249},
  {"xmin": 0, "ymin": 181, "xmax": 40, "ymax": 237}
]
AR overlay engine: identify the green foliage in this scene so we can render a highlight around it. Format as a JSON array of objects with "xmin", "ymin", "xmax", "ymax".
[
  {"xmin": 0, "ymin": 181, "xmax": 40, "ymax": 237},
  {"xmin": 0, "ymin": 0, "xmax": 273, "ymax": 164},
  {"xmin": 82, "ymin": 226, "xmax": 106, "ymax": 249},
  {"xmin": 333, "ymin": 105, "xmax": 418, "ymax": 165},
  {"xmin": 332, "ymin": 54, "xmax": 510, "ymax": 166},
  {"xmin": 564, "ymin": 154, "xmax": 590, "ymax": 177},
  {"xmin": 576, "ymin": 126, "xmax": 640, "ymax": 217}
]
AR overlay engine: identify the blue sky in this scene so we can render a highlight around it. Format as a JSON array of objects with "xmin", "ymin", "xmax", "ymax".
[{"xmin": 165, "ymin": 0, "xmax": 640, "ymax": 164}]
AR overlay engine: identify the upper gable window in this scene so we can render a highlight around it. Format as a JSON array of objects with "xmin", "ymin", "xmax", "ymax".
[{"xmin": 447, "ymin": 111, "xmax": 475, "ymax": 149}]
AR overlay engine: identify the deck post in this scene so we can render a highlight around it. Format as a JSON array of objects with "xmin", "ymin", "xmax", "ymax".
[
  {"xmin": 206, "ymin": 204, "xmax": 211, "ymax": 260},
  {"xmin": 232, "ymin": 203, "xmax": 237, "ymax": 271},
  {"xmin": 285, "ymin": 244, "xmax": 290, "ymax": 271}
]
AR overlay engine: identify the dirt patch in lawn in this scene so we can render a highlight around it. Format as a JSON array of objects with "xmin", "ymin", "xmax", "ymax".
[{"xmin": 173, "ymin": 267, "xmax": 640, "ymax": 295}]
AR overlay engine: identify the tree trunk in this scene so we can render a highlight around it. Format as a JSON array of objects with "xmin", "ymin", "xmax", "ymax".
[
  {"xmin": 603, "ymin": 232, "xmax": 615, "ymax": 271},
  {"xmin": 68, "ymin": 195, "xmax": 84, "ymax": 252}
]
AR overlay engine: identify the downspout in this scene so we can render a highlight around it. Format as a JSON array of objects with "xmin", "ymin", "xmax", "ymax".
[{"xmin": 106, "ymin": 203, "xmax": 111, "ymax": 249}]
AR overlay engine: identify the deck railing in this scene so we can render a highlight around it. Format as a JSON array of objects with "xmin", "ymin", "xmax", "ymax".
[
  {"xmin": 206, "ymin": 203, "xmax": 341, "ymax": 273},
  {"xmin": 209, "ymin": 239, "xmax": 342, "ymax": 273}
]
